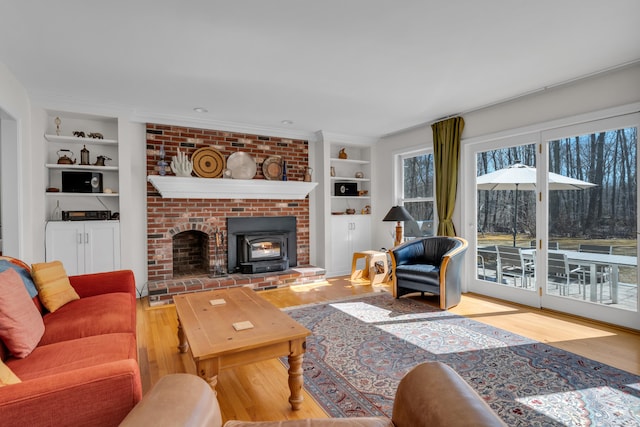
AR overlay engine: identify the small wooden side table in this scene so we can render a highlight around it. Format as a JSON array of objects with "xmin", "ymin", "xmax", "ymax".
[{"xmin": 350, "ymin": 250, "xmax": 389, "ymax": 285}]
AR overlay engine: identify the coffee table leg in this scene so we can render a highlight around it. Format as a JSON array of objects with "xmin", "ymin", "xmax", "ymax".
[
  {"xmin": 177, "ymin": 318, "xmax": 189, "ymax": 353},
  {"xmin": 196, "ymin": 359, "xmax": 220, "ymax": 393},
  {"xmin": 288, "ymin": 339, "xmax": 306, "ymax": 410}
]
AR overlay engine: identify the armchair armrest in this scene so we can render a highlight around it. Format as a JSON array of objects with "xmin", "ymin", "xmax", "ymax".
[
  {"xmin": 392, "ymin": 362, "xmax": 506, "ymax": 427},
  {"xmin": 69, "ymin": 270, "xmax": 136, "ymax": 299},
  {"xmin": 0, "ymin": 359, "xmax": 142, "ymax": 427},
  {"xmin": 439, "ymin": 238, "xmax": 468, "ymax": 309},
  {"xmin": 390, "ymin": 239, "xmax": 427, "ymax": 266},
  {"xmin": 119, "ymin": 373, "xmax": 223, "ymax": 427}
]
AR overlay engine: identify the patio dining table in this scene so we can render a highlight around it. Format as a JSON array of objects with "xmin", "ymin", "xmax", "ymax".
[{"xmin": 521, "ymin": 249, "xmax": 637, "ymax": 303}]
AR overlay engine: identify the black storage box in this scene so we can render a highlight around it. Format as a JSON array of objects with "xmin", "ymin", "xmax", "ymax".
[{"xmin": 334, "ymin": 182, "xmax": 358, "ymax": 196}]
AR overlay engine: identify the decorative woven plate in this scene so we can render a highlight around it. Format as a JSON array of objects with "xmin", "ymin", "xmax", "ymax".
[
  {"xmin": 227, "ymin": 152, "xmax": 257, "ymax": 179},
  {"xmin": 262, "ymin": 156, "xmax": 283, "ymax": 180},
  {"xmin": 192, "ymin": 147, "xmax": 225, "ymax": 178}
]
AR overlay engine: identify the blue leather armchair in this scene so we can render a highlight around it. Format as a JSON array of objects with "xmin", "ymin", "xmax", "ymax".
[{"xmin": 390, "ymin": 236, "xmax": 468, "ymax": 309}]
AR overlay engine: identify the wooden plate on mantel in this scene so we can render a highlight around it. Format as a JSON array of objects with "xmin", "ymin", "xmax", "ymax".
[
  {"xmin": 262, "ymin": 156, "xmax": 283, "ymax": 180},
  {"xmin": 192, "ymin": 147, "xmax": 225, "ymax": 178}
]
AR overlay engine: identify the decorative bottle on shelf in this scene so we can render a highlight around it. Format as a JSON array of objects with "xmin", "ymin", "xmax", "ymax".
[
  {"xmin": 282, "ymin": 160, "xmax": 287, "ymax": 181},
  {"xmin": 157, "ymin": 144, "xmax": 168, "ymax": 176},
  {"xmin": 80, "ymin": 145, "xmax": 90, "ymax": 165},
  {"xmin": 52, "ymin": 200, "xmax": 62, "ymax": 221}
]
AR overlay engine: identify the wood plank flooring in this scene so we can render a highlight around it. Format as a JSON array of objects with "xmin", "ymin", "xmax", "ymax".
[{"xmin": 136, "ymin": 277, "xmax": 640, "ymax": 423}]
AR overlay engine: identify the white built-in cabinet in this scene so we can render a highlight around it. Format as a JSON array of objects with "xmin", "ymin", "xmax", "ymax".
[
  {"xmin": 45, "ymin": 221, "xmax": 121, "ymax": 276},
  {"xmin": 315, "ymin": 132, "xmax": 376, "ymax": 277},
  {"xmin": 330, "ymin": 215, "xmax": 371, "ymax": 276},
  {"xmin": 43, "ymin": 112, "xmax": 121, "ymax": 274}
]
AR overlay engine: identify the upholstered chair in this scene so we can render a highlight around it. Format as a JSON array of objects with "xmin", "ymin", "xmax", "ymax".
[{"xmin": 389, "ymin": 236, "xmax": 468, "ymax": 309}]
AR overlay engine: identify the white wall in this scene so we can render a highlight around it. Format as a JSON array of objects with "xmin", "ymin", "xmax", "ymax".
[
  {"xmin": 373, "ymin": 64, "xmax": 640, "ymax": 250},
  {"xmin": 0, "ymin": 63, "xmax": 34, "ymax": 261}
]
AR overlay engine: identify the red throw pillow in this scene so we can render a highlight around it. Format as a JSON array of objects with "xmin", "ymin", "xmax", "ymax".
[{"xmin": 0, "ymin": 269, "xmax": 45, "ymax": 358}]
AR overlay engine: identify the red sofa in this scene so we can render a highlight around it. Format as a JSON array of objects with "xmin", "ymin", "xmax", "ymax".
[{"xmin": 0, "ymin": 261, "xmax": 142, "ymax": 427}]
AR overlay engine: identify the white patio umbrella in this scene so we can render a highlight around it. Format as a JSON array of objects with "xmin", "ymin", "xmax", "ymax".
[{"xmin": 477, "ymin": 162, "xmax": 595, "ymax": 246}]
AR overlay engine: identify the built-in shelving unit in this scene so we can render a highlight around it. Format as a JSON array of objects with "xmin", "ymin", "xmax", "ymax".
[
  {"xmin": 329, "ymin": 148, "xmax": 371, "ymax": 214},
  {"xmin": 315, "ymin": 131, "xmax": 376, "ymax": 277},
  {"xmin": 43, "ymin": 112, "xmax": 122, "ymax": 272},
  {"xmin": 44, "ymin": 112, "xmax": 120, "ymax": 219}
]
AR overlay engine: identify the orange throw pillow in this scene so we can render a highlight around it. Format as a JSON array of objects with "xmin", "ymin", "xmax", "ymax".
[
  {"xmin": 0, "ymin": 359, "xmax": 20, "ymax": 386},
  {"xmin": 0, "ymin": 268, "xmax": 45, "ymax": 357},
  {"xmin": 31, "ymin": 261, "xmax": 79, "ymax": 312}
]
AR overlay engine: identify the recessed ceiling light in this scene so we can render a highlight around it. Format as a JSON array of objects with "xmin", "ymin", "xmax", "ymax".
[
  {"xmin": 281, "ymin": 120, "xmax": 293, "ymax": 125},
  {"xmin": 193, "ymin": 107, "xmax": 208, "ymax": 113}
]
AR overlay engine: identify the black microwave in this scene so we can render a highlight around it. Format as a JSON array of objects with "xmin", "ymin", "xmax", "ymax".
[{"xmin": 62, "ymin": 171, "xmax": 103, "ymax": 193}]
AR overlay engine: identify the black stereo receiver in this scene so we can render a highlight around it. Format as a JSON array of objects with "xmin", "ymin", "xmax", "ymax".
[
  {"xmin": 62, "ymin": 171, "xmax": 103, "ymax": 193},
  {"xmin": 62, "ymin": 210, "xmax": 112, "ymax": 221}
]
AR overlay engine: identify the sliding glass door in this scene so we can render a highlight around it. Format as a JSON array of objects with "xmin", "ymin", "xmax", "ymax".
[
  {"xmin": 466, "ymin": 113, "xmax": 639, "ymax": 329},
  {"xmin": 471, "ymin": 135, "xmax": 541, "ymax": 307},
  {"xmin": 540, "ymin": 115, "xmax": 638, "ymax": 327}
]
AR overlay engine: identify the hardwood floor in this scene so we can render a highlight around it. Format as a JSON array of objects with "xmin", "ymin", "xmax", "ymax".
[{"xmin": 136, "ymin": 277, "xmax": 640, "ymax": 423}]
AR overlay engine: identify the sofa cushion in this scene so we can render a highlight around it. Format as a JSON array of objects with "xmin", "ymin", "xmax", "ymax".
[
  {"xmin": 0, "ymin": 358, "xmax": 21, "ymax": 386},
  {"xmin": 6, "ymin": 333, "xmax": 137, "ymax": 380},
  {"xmin": 0, "ymin": 259, "xmax": 38, "ymax": 298},
  {"xmin": 0, "ymin": 269, "xmax": 45, "ymax": 358},
  {"xmin": 31, "ymin": 261, "xmax": 79, "ymax": 312},
  {"xmin": 39, "ymin": 293, "xmax": 135, "ymax": 346}
]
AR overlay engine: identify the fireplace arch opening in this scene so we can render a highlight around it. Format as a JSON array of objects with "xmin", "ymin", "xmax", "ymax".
[{"xmin": 172, "ymin": 230, "xmax": 209, "ymax": 277}]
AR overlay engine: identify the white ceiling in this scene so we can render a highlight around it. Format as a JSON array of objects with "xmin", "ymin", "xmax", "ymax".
[{"xmin": 1, "ymin": 1, "xmax": 639, "ymax": 139}]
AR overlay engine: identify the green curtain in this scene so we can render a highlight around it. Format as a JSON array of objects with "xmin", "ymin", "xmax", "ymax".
[{"xmin": 432, "ymin": 117, "xmax": 465, "ymax": 237}]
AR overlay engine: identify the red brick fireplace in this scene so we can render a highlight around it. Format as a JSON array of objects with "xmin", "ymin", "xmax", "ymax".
[{"xmin": 146, "ymin": 123, "xmax": 324, "ymax": 305}]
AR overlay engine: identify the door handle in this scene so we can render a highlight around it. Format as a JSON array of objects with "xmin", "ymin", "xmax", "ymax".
[
  {"xmin": 85, "ymin": 233, "xmax": 89, "ymax": 244},
  {"xmin": 77, "ymin": 233, "xmax": 83, "ymax": 244}
]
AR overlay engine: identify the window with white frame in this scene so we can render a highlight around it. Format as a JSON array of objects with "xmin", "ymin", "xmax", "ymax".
[{"xmin": 399, "ymin": 151, "xmax": 436, "ymax": 238}]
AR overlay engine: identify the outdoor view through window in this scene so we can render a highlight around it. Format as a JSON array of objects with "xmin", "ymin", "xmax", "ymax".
[
  {"xmin": 401, "ymin": 153, "xmax": 435, "ymax": 240},
  {"xmin": 476, "ymin": 126, "xmax": 637, "ymax": 312}
]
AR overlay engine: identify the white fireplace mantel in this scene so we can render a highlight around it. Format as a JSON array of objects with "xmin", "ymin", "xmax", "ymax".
[{"xmin": 147, "ymin": 175, "xmax": 318, "ymax": 199}]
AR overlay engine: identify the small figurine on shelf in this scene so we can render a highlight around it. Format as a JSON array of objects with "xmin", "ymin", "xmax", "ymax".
[
  {"xmin": 338, "ymin": 148, "xmax": 348, "ymax": 159},
  {"xmin": 54, "ymin": 117, "xmax": 62, "ymax": 136}
]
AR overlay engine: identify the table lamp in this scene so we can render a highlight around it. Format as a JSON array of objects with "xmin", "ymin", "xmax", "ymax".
[{"xmin": 383, "ymin": 206, "xmax": 414, "ymax": 247}]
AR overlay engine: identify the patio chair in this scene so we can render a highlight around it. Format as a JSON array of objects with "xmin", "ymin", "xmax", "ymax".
[
  {"xmin": 477, "ymin": 245, "xmax": 497, "ymax": 281},
  {"xmin": 575, "ymin": 244, "xmax": 612, "ymax": 302},
  {"xmin": 530, "ymin": 240, "xmax": 559, "ymax": 250},
  {"xmin": 547, "ymin": 252, "xmax": 583, "ymax": 296},
  {"xmin": 496, "ymin": 246, "xmax": 534, "ymax": 288}
]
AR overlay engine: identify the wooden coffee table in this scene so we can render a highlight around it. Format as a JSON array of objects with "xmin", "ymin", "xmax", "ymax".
[{"xmin": 174, "ymin": 287, "xmax": 311, "ymax": 410}]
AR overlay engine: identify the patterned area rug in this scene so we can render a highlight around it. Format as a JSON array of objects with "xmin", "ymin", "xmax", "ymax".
[{"xmin": 283, "ymin": 293, "xmax": 640, "ymax": 426}]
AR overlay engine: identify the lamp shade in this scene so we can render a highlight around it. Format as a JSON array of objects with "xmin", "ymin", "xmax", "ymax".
[{"xmin": 382, "ymin": 206, "xmax": 414, "ymax": 222}]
